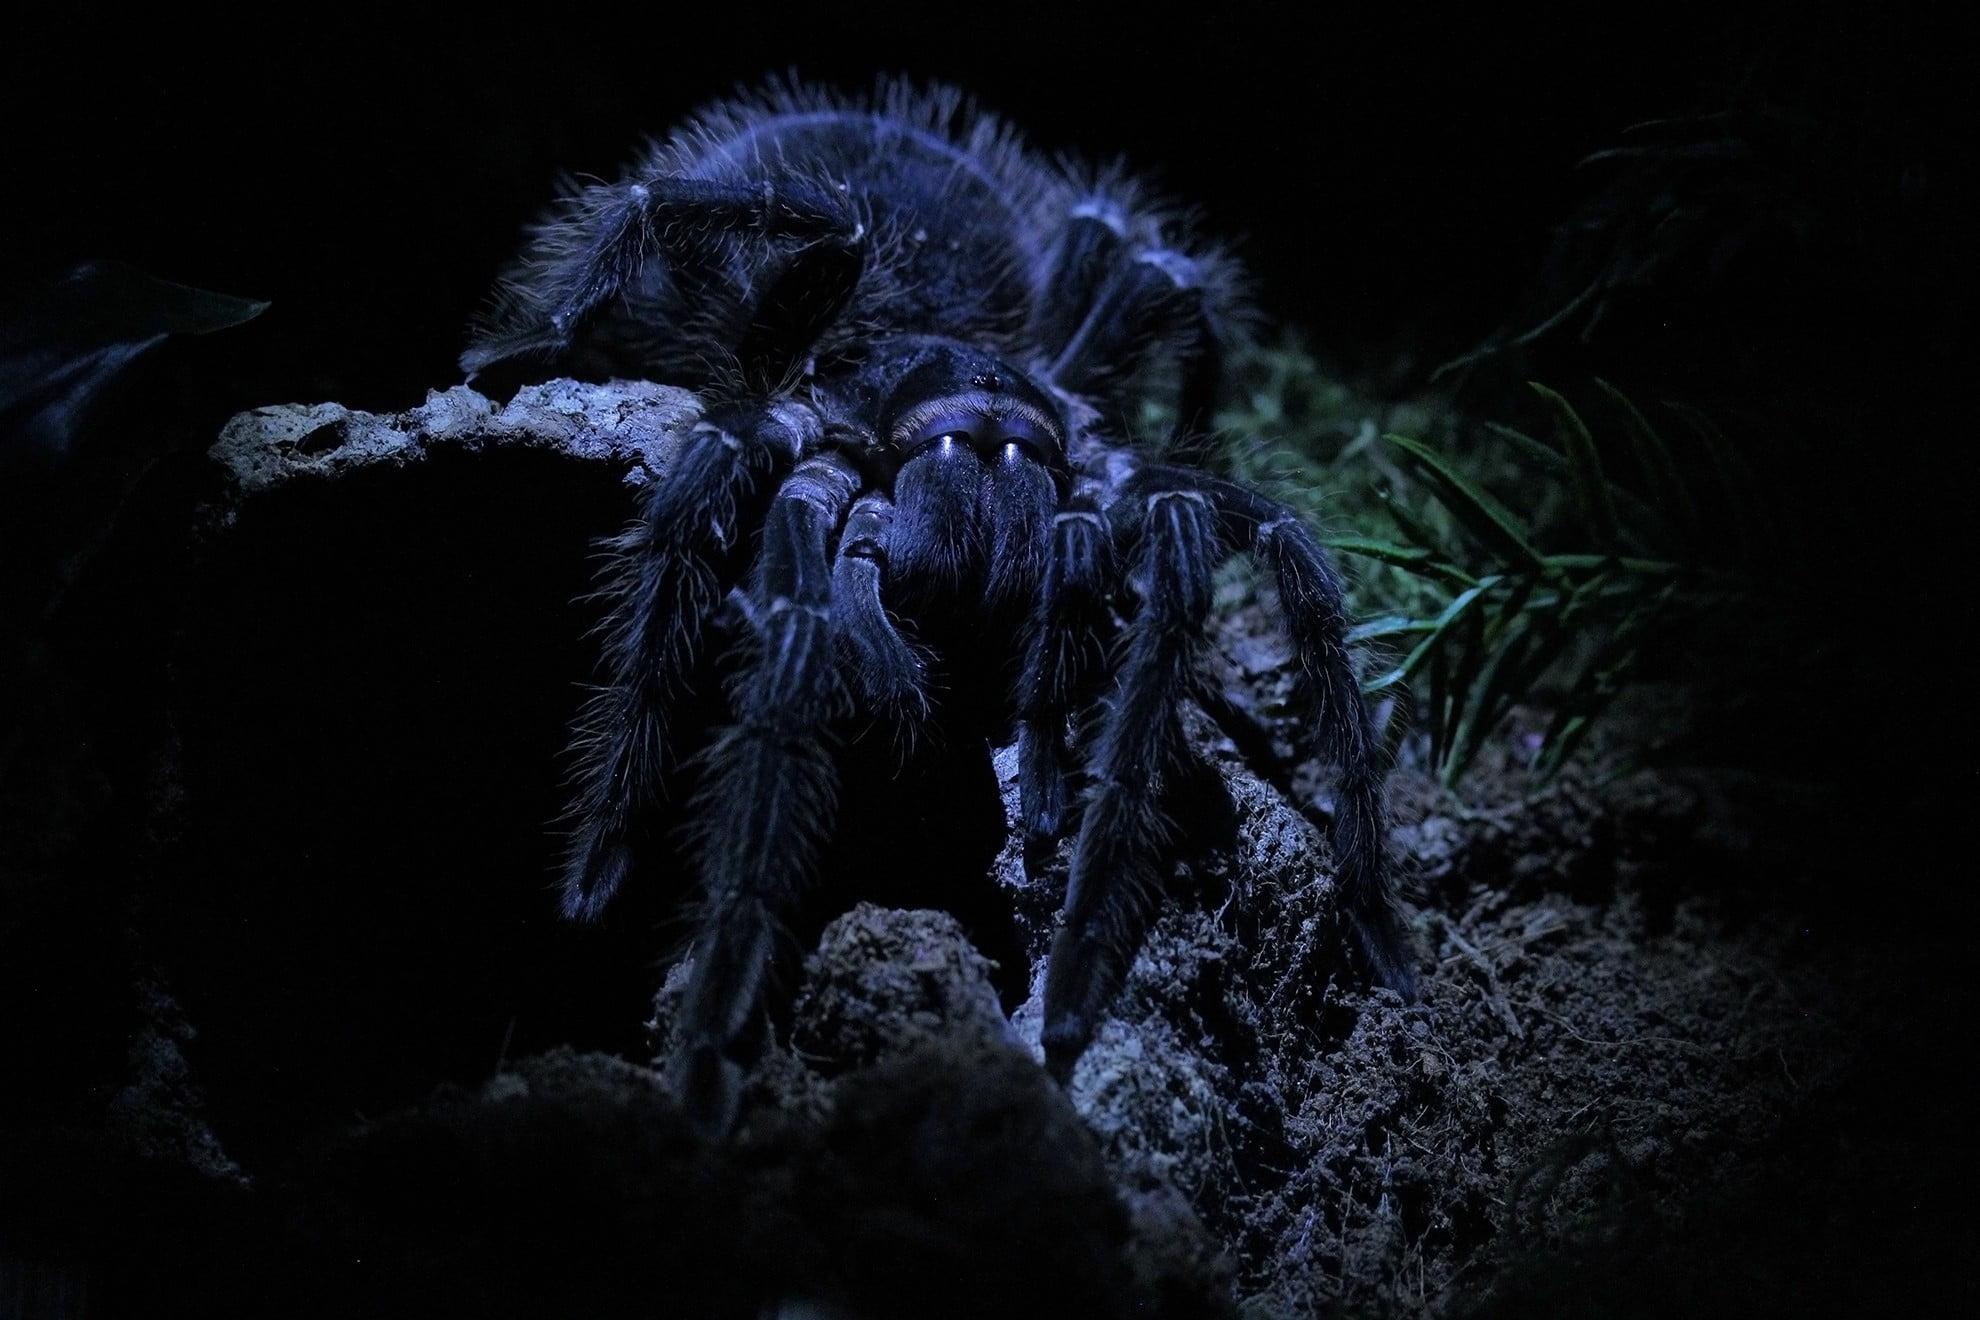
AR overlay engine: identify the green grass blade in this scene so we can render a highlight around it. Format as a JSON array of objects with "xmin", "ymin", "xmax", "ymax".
[
  {"xmin": 1438, "ymin": 574, "xmax": 1547, "ymax": 783},
  {"xmin": 1532, "ymin": 581, "xmax": 1675, "ymax": 776},
  {"xmin": 1434, "ymin": 586, "xmax": 1494, "ymax": 785},
  {"xmin": 1530, "ymin": 382, "xmax": 1621, "ymax": 553},
  {"xmin": 1365, "ymin": 583, "xmax": 1490, "ymax": 692},
  {"xmin": 1532, "ymin": 712, "xmax": 1593, "ymax": 778},
  {"xmin": 1557, "ymin": 567, "xmax": 1617, "ymax": 627},
  {"xmin": 1541, "ymin": 553, "xmax": 1684, "ymax": 577},
  {"xmin": 1383, "ymin": 432, "xmax": 1547, "ymax": 571},
  {"xmin": 1666, "ymin": 401, "xmax": 1775, "ymax": 572},
  {"xmin": 1348, "ymin": 614, "xmax": 1437, "ymax": 647},
  {"xmin": 1322, "ymin": 536, "xmax": 1436, "ymax": 568},
  {"xmin": 1594, "ymin": 377, "xmax": 1698, "ymax": 538},
  {"xmin": 1376, "ymin": 484, "xmax": 1456, "ymax": 556},
  {"xmin": 1484, "ymin": 421, "xmax": 1568, "ymax": 474},
  {"xmin": 1330, "ymin": 535, "xmax": 1481, "ymax": 591}
]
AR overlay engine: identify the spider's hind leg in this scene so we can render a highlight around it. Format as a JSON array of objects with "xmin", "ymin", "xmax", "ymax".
[
  {"xmin": 1032, "ymin": 197, "xmax": 1237, "ymax": 437},
  {"xmin": 462, "ymin": 176, "xmax": 862, "ymax": 376}
]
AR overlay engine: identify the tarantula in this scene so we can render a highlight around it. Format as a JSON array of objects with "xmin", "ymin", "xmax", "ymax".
[{"xmin": 464, "ymin": 78, "xmax": 1415, "ymax": 1133}]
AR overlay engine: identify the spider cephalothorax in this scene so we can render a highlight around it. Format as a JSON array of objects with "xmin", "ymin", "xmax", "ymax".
[{"xmin": 464, "ymin": 78, "xmax": 1415, "ymax": 1133}]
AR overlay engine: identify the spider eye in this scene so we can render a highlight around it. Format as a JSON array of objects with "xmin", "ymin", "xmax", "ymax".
[
  {"xmin": 998, "ymin": 417, "xmax": 1048, "ymax": 450},
  {"xmin": 903, "ymin": 415, "xmax": 989, "ymax": 457},
  {"xmin": 894, "ymin": 396, "xmax": 1064, "ymax": 467},
  {"xmin": 991, "ymin": 416, "xmax": 1054, "ymax": 465}
]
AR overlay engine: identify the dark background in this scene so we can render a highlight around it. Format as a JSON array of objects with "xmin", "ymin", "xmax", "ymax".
[{"xmin": 14, "ymin": 4, "xmax": 1960, "ymax": 409}]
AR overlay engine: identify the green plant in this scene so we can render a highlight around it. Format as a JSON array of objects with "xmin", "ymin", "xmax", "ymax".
[
  {"xmin": 1330, "ymin": 380, "xmax": 1758, "ymax": 787},
  {"xmin": 1185, "ymin": 339, "xmax": 1770, "ymax": 787}
]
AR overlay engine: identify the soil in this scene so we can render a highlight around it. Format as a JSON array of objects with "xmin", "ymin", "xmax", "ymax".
[{"xmin": 0, "ymin": 383, "xmax": 1965, "ymax": 1317}]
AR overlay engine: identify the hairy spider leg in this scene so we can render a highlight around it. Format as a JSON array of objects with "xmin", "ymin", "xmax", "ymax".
[
  {"xmin": 1012, "ymin": 503, "xmax": 1114, "ymax": 851},
  {"xmin": 674, "ymin": 452, "xmax": 862, "ymax": 1136},
  {"xmin": 555, "ymin": 175, "xmax": 871, "ymax": 919},
  {"xmin": 1034, "ymin": 201, "xmax": 1229, "ymax": 437},
  {"xmin": 1042, "ymin": 488, "xmax": 1223, "ymax": 1080},
  {"xmin": 1136, "ymin": 465, "xmax": 1418, "ymax": 1001},
  {"xmin": 1027, "ymin": 206, "xmax": 1131, "ymax": 361},
  {"xmin": 980, "ymin": 441, "xmax": 1059, "ymax": 633},
  {"xmin": 462, "ymin": 177, "xmax": 860, "ymax": 375},
  {"xmin": 561, "ymin": 401, "xmax": 816, "ymax": 919},
  {"xmin": 831, "ymin": 492, "xmax": 931, "ymax": 725},
  {"xmin": 1009, "ymin": 196, "xmax": 1234, "ymax": 858}
]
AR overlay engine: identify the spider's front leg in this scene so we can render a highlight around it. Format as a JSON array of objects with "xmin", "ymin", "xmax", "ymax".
[
  {"xmin": 1196, "ymin": 471, "xmax": 1417, "ymax": 999},
  {"xmin": 673, "ymin": 451, "xmax": 861, "ymax": 1136},
  {"xmin": 1041, "ymin": 487, "xmax": 1222, "ymax": 1080},
  {"xmin": 562, "ymin": 400, "xmax": 816, "ymax": 918},
  {"xmin": 1143, "ymin": 465, "xmax": 1417, "ymax": 1000},
  {"xmin": 1040, "ymin": 469, "xmax": 1418, "ymax": 1081},
  {"xmin": 831, "ymin": 492, "xmax": 932, "ymax": 726},
  {"xmin": 1013, "ymin": 502, "xmax": 1113, "ymax": 854}
]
